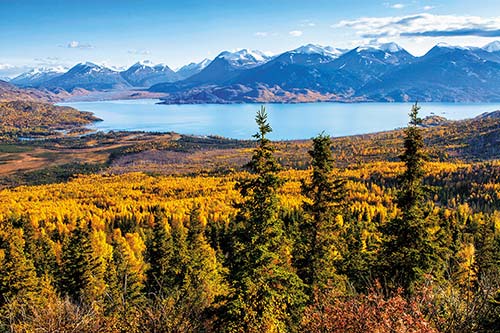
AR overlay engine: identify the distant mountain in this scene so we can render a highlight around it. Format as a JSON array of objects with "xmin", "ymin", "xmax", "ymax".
[
  {"xmin": 187, "ymin": 49, "xmax": 272, "ymax": 84},
  {"xmin": 10, "ymin": 66, "xmax": 66, "ymax": 87},
  {"xmin": 321, "ymin": 43, "xmax": 415, "ymax": 89},
  {"xmin": 155, "ymin": 42, "xmax": 500, "ymax": 103},
  {"xmin": 150, "ymin": 49, "xmax": 272, "ymax": 93},
  {"xmin": 40, "ymin": 62, "xmax": 131, "ymax": 91},
  {"xmin": 360, "ymin": 43, "xmax": 500, "ymax": 102},
  {"xmin": 176, "ymin": 59, "xmax": 211, "ymax": 80},
  {"xmin": 224, "ymin": 44, "xmax": 348, "ymax": 93},
  {"xmin": 121, "ymin": 61, "xmax": 179, "ymax": 87}
]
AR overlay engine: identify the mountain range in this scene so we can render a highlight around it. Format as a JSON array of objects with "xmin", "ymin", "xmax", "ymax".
[
  {"xmin": 9, "ymin": 58, "xmax": 212, "ymax": 92},
  {"xmin": 7, "ymin": 41, "xmax": 500, "ymax": 103}
]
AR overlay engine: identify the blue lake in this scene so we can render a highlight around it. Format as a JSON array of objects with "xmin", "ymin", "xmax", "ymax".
[{"xmin": 59, "ymin": 99, "xmax": 500, "ymax": 140}]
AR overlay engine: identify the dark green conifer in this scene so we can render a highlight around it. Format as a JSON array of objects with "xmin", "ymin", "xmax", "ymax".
[
  {"xmin": 299, "ymin": 133, "xmax": 347, "ymax": 292},
  {"xmin": 145, "ymin": 208, "xmax": 174, "ymax": 297},
  {"xmin": 58, "ymin": 222, "xmax": 96, "ymax": 302},
  {"xmin": 382, "ymin": 102, "xmax": 439, "ymax": 292},
  {"xmin": 223, "ymin": 106, "xmax": 307, "ymax": 333}
]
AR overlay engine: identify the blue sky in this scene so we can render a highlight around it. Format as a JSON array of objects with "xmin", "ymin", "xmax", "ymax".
[{"xmin": 1, "ymin": 0, "xmax": 500, "ymax": 76}]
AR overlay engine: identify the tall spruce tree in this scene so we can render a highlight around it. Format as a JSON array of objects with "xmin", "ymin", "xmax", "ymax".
[
  {"xmin": 299, "ymin": 133, "xmax": 347, "ymax": 292},
  {"xmin": 145, "ymin": 207, "xmax": 174, "ymax": 297},
  {"xmin": 223, "ymin": 106, "xmax": 307, "ymax": 333},
  {"xmin": 382, "ymin": 102, "xmax": 439, "ymax": 292},
  {"xmin": 58, "ymin": 222, "xmax": 97, "ymax": 302}
]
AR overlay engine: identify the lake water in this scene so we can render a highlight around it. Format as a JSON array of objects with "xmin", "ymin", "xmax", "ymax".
[{"xmin": 59, "ymin": 99, "xmax": 500, "ymax": 140}]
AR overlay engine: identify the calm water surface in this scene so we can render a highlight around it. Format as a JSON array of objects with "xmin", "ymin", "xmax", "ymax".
[{"xmin": 59, "ymin": 99, "xmax": 500, "ymax": 140}]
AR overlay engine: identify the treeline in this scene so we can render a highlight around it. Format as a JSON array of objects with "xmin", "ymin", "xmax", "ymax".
[{"xmin": 0, "ymin": 105, "xmax": 500, "ymax": 332}]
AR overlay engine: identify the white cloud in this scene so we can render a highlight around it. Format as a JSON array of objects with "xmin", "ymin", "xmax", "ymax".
[
  {"xmin": 289, "ymin": 30, "xmax": 303, "ymax": 37},
  {"xmin": 391, "ymin": 3, "xmax": 405, "ymax": 9},
  {"xmin": 423, "ymin": 5, "xmax": 434, "ymax": 11},
  {"xmin": 0, "ymin": 64, "xmax": 13, "ymax": 70},
  {"xmin": 67, "ymin": 41, "xmax": 93, "ymax": 49},
  {"xmin": 254, "ymin": 32, "xmax": 268, "ymax": 37},
  {"xmin": 334, "ymin": 13, "xmax": 500, "ymax": 38}
]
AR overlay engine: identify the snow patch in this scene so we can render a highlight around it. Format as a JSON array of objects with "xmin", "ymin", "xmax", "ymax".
[
  {"xmin": 483, "ymin": 41, "xmax": 500, "ymax": 52},
  {"xmin": 292, "ymin": 44, "xmax": 344, "ymax": 58}
]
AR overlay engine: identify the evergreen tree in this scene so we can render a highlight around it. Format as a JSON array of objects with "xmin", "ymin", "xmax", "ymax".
[
  {"xmin": 58, "ymin": 222, "xmax": 97, "ymax": 302},
  {"xmin": 338, "ymin": 215, "xmax": 374, "ymax": 291},
  {"xmin": 145, "ymin": 207, "xmax": 174, "ymax": 297},
  {"xmin": 145, "ymin": 207, "xmax": 193, "ymax": 297},
  {"xmin": 299, "ymin": 133, "xmax": 347, "ymax": 292},
  {"xmin": 381, "ymin": 102, "xmax": 439, "ymax": 292},
  {"xmin": 223, "ymin": 106, "xmax": 307, "ymax": 333}
]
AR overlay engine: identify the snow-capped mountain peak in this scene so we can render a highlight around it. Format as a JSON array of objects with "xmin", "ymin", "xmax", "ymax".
[
  {"xmin": 71, "ymin": 62, "xmax": 108, "ymax": 73},
  {"xmin": 355, "ymin": 45, "xmax": 383, "ymax": 53},
  {"xmin": 176, "ymin": 58, "xmax": 211, "ymax": 72},
  {"xmin": 434, "ymin": 42, "xmax": 473, "ymax": 50},
  {"xmin": 129, "ymin": 60, "xmax": 155, "ymax": 69},
  {"xmin": 355, "ymin": 42, "xmax": 405, "ymax": 54},
  {"xmin": 483, "ymin": 41, "xmax": 500, "ymax": 52},
  {"xmin": 80, "ymin": 61, "xmax": 101, "ymax": 68},
  {"xmin": 436, "ymin": 42, "xmax": 455, "ymax": 48},
  {"xmin": 217, "ymin": 49, "xmax": 271, "ymax": 67},
  {"xmin": 379, "ymin": 42, "xmax": 404, "ymax": 53},
  {"xmin": 10, "ymin": 66, "xmax": 68, "ymax": 87},
  {"xmin": 292, "ymin": 44, "xmax": 344, "ymax": 58},
  {"xmin": 175, "ymin": 58, "xmax": 213, "ymax": 80},
  {"xmin": 121, "ymin": 61, "xmax": 178, "ymax": 86},
  {"xmin": 125, "ymin": 61, "xmax": 176, "ymax": 74}
]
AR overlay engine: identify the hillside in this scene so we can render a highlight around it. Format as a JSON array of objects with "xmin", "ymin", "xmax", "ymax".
[
  {"xmin": 0, "ymin": 101, "xmax": 101, "ymax": 140},
  {"xmin": 0, "ymin": 80, "xmax": 64, "ymax": 102}
]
